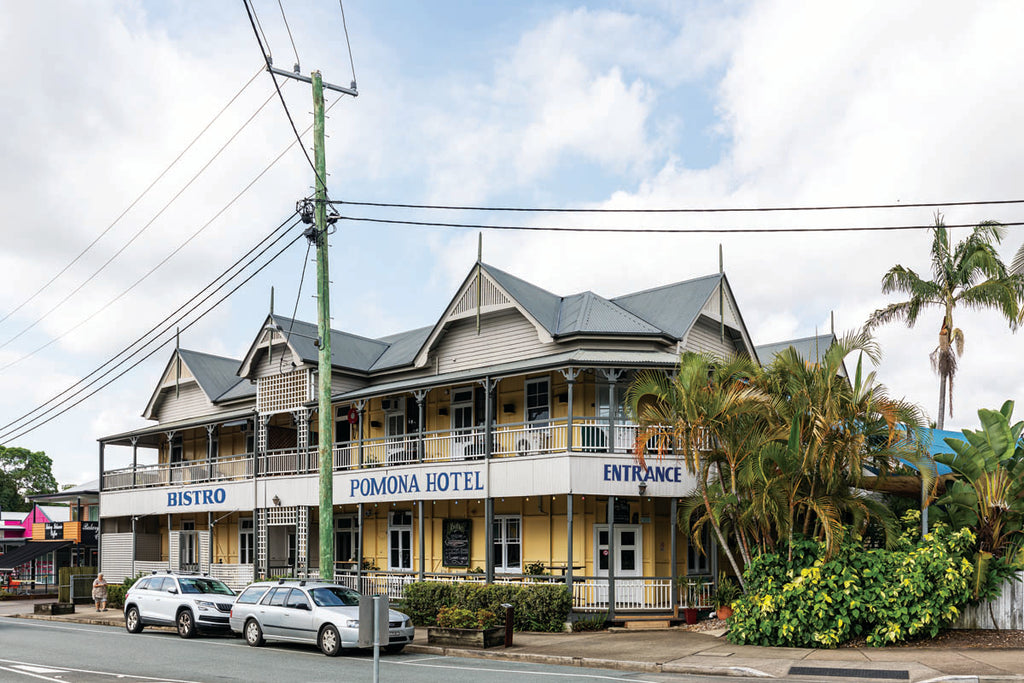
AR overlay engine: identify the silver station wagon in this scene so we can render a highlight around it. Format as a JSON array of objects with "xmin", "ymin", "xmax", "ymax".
[{"xmin": 228, "ymin": 580, "xmax": 415, "ymax": 656}]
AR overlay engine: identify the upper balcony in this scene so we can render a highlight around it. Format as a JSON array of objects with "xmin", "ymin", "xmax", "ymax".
[{"xmin": 101, "ymin": 416, "xmax": 707, "ymax": 492}]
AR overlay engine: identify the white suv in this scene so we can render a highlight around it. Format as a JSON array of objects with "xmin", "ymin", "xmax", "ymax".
[{"xmin": 124, "ymin": 572, "xmax": 237, "ymax": 638}]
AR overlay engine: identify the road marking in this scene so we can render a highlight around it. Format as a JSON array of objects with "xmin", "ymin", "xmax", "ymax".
[
  {"xmin": 0, "ymin": 664, "xmax": 66, "ymax": 682},
  {"xmin": 394, "ymin": 659, "xmax": 659, "ymax": 682},
  {"xmin": 0, "ymin": 658, "xmax": 204, "ymax": 683},
  {"xmin": 12, "ymin": 665, "xmax": 67, "ymax": 674}
]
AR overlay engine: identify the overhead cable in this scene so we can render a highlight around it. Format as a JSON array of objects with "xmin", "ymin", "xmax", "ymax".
[
  {"xmin": 0, "ymin": 66, "xmax": 264, "ymax": 329},
  {"xmin": 338, "ymin": 0, "xmax": 357, "ymax": 86},
  {"xmin": 0, "ymin": 85, "xmax": 282, "ymax": 353},
  {"xmin": 331, "ymin": 197, "xmax": 1024, "ymax": 214},
  {"xmin": 338, "ymin": 215, "xmax": 1024, "ymax": 234},
  {"xmin": 0, "ymin": 219, "xmax": 304, "ymax": 444}
]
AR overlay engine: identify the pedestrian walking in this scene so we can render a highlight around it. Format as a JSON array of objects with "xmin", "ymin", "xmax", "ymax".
[{"xmin": 92, "ymin": 573, "xmax": 108, "ymax": 612}]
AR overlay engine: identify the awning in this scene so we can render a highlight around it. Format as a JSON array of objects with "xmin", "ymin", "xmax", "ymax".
[{"xmin": 0, "ymin": 540, "xmax": 73, "ymax": 570}]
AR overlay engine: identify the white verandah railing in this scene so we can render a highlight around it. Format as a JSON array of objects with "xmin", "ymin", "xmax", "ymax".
[
  {"xmin": 102, "ymin": 419, "xmax": 706, "ymax": 491},
  {"xmin": 333, "ymin": 571, "xmax": 714, "ymax": 612}
]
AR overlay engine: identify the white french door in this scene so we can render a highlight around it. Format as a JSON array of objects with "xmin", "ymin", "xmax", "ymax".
[{"xmin": 594, "ymin": 525, "xmax": 642, "ymax": 604}]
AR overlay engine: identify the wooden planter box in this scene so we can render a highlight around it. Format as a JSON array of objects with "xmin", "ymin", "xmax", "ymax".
[
  {"xmin": 427, "ymin": 626, "xmax": 505, "ymax": 649},
  {"xmin": 34, "ymin": 602, "xmax": 75, "ymax": 615}
]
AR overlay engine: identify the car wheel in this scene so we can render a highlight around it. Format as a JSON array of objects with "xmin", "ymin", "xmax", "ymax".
[
  {"xmin": 319, "ymin": 624, "xmax": 342, "ymax": 656},
  {"xmin": 176, "ymin": 609, "xmax": 196, "ymax": 639},
  {"xmin": 244, "ymin": 619, "xmax": 264, "ymax": 647},
  {"xmin": 385, "ymin": 644, "xmax": 406, "ymax": 654},
  {"xmin": 125, "ymin": 606, "xmax": 144, "ymax": 634}
]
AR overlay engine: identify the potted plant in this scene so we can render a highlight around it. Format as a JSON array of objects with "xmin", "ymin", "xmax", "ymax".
[
  {"xmin": 681, "ymin": 579, "xmax": 700, "ymax": 624},
  {"xmin": 427, "ymin": 606, "xmax": 506, "ymax": 648},
  {"xmin": 713, "ymin": 577, "xmax": 739, "ymax": 620}
]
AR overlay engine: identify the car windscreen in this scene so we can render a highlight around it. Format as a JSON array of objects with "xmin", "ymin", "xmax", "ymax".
[
  {"xmin": 236, "ymin": 586, "xmax": 269, "ymax": 604},
  {"xmin": 178, "ymin": 578, "xmax": 235, "ymax": 595},
  {"xmin": 309, "ymin": 586, "xmax": 361, "ymax": 607}
]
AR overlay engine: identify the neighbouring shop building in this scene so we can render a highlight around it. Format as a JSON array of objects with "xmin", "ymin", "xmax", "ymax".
[{"xmin": 97, "ymin": 261, "xmax": 815, "ymax": 616}]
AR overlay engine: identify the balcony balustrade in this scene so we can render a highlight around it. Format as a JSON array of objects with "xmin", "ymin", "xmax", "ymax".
[{"xmin": 102, "ymin": 418, "xmax": 705, "ymax": 492}]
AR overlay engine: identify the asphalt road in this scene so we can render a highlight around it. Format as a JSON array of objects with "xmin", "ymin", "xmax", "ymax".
[{"xmin": 0, "ymin": 618, "xmax": 758, "ymax": 683}]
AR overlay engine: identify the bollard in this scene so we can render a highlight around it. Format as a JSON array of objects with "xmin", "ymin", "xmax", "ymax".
[{"xmin": 502, "ymin": 603, "xmax": 514, "ymax": 647}]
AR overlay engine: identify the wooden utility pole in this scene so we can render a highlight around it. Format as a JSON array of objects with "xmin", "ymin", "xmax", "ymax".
[
  {"xmin": 312, "ymin": 71, "xmax": 334, "ymax": 582},
  {"xmin": 271, "ymin": 65, "xmax": 357, "ymax": 581}
]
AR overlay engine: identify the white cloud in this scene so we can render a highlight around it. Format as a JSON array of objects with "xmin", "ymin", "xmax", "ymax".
[{"xmin": 4, "ymin": 0, "xmax": 1024, "ymax": 488}]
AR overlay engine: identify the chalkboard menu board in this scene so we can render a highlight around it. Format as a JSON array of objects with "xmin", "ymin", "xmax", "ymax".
[{"xmin": 442, "ymin": 519, "xmax": 471, "ymax": 568}]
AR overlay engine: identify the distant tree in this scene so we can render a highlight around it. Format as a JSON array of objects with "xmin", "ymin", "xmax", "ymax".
[
  {"xmin": 867, "ymin": 214, "xmax": 1024, "ymax": 428},
  {"xmin": 0, "ymin": 446, "xmax": 58, "ymax": 512}
]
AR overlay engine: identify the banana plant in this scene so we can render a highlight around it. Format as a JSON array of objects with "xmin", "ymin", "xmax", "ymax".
[{"xmin": 935, "ymin": 400, "xmax": 1024, "ymax": 559}]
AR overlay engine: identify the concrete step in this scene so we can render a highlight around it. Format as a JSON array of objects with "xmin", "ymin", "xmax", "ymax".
[{"xmin": 622, "ymin": 619, "xmax": 672, "ymax": 630}]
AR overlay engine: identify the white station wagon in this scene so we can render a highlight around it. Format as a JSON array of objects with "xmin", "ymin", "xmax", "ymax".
[{"xmin": 228, "ymin": 580, "xmax": 415, "ymax": 656}]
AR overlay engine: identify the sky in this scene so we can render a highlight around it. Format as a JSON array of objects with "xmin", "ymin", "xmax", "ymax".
[{"xmin": 1, "ymin": 1, "xmax": 1023, "ymax": 488}]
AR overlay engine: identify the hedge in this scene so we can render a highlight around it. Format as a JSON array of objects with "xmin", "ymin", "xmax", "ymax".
[
  {"xmin": 728, "ymin": 524, "xmax": 975, "ymax": 648},
  {"xmin": 403, "ymin": 582, "xmax": 572, "ymax": 632}
]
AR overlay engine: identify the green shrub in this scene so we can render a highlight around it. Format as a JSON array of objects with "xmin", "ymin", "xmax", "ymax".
[
  {"xmin": 571, "ymin": 612, "xmax": 608, "ymax": 631},
  {"xmin": 107, "ymin": 584, "xmax": 127, "ymax": 609},
  {"xmin": 728, "ymin": 525, "xmax": 975, "ymax": 648},
  {"xmin": 436, "ymin": 607, "xmax": 498, "ymax": 629},
  {"xmin": 403, "ymin": 581, "xmax": 572, "ymax": 632}
]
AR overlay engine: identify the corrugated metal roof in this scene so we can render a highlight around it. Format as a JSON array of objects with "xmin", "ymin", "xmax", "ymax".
[
  {"xmin": 335, "ymin": 348, "xmax": 680, "ymax": 402},
  {"xmin": 177, "ymin": 350, "xmax": 240, "ymax": 402},
  {"xmin": 481, "ymin": 263, "xmax": 562, "ymax": 333},
  {"xmin": 99, "ymin": 406, "xmax": 256, "ymax": 446},
  {"xmin": 611, "ymin": 273, "xmax": 722, "ymax": 339},
  {"xmin": 556, "ymin": 292, "xmax": 664, "ymax": 336},
  {"xmin": 29, "ymin": 480, "xmax": 99, "ymax": 501},
  {"xmin": 369, "ymin": 326, "xmax": 433, "ymax": 371},
  {"xmin": 755, "ymin": 334, "xmax": 836, "ymax": 365},
  {"xmin": 271, "ymin": 314, "xmax": 389, "ymax": 372}
]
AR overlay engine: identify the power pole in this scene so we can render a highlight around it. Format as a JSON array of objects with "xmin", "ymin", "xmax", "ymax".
[{"xmin": 274, "ymin": 65, "xmax": 357, "ymax": 582}]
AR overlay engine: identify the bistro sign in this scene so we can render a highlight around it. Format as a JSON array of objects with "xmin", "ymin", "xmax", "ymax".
[{"xmin": 167, "ymin": 487, "xmax": 227, "ymax": 507}]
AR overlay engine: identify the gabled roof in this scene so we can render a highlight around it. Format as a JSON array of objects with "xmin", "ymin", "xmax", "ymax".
[
  {"xmin": 480, "ymin": 263, "xmax": 563, "ymax": 334},
  {"xmin": 611, "ymin": 273, "xmax": 722, "ymax": 339},
  {"xmin": 238, "ymin": 314, "xmax": 390, "ymax": 378},
  {"xmin": 755, "ymin": 333, "xmax": 837, "ymax": 366},
  {"xmin": 143, "ymin": 348, "xmax": 255, "ymax": 420},
  {"xmin": 178, "ymin": 350, "xmax": 251, "ymax": 403}
]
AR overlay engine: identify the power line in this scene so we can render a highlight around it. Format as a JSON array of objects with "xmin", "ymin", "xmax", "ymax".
[
  {"xmin": 277, "ymin": 0, "xmax": 301, "ymax": 69},
  {"xmin": 338, "ymin": 215, "xmax": 1024, "ymax": 234},
  {"xmin": 0, "ymin": 90, "xmax": 313, "ymax": 372},
  {"xmin": 242, "ymin": 0, "xmax": 323, "ymax": 188},
  {"xmin": 0, "ymin": 86, "xmax": 281, "ymax": 353},
  {"xmin": 0, "ymin": 218, "xmax": 304, "ymax": 444},
  {"xmin": 338, "ymin": 0, "xmax": 357, "ymax": 87},
  {"xmin": 0, "ymin": 66, "xmax": 264, "ymax": 329},
  {"xmin": 0, "ymin": 213, "xmax": 298, "ymax": 438},
  {"xmin": 280, "ymin": 240, "xmax": 313, "ymax": 373},
  {"xmin": 331, "ymin": 197, "xmax": 1024, "ymax": 214}
]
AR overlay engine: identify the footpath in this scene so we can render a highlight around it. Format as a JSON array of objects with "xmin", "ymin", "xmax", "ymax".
[{"xmin": 4, "ymin": 599, "xmax": 1024, "ymax": 683}]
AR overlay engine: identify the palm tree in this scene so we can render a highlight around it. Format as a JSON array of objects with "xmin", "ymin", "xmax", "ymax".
[
  {"xmin": 867, "ymin": 214, "xmax": 1024, "ymax": 429},
  {"xmin": 625, "ymin": 353, "xmax": 769, "ymax": 590},
  {"xmin": 757, "ymin": 331, "xmax": 928, "ymax": 558}
]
